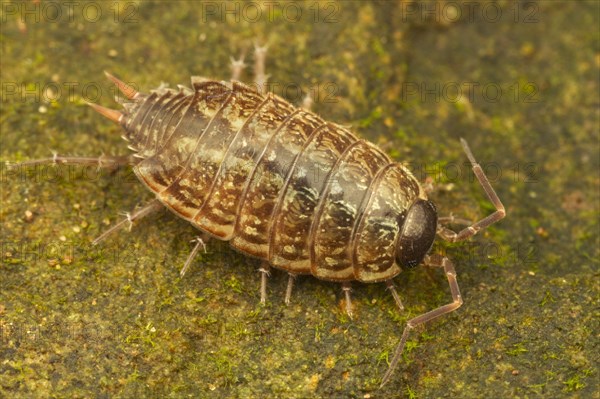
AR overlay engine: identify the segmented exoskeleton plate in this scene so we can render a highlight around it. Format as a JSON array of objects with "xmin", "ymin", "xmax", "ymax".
[{"xmin": 121, "ymin": 77, "xmax": 425, "ymax": 283}]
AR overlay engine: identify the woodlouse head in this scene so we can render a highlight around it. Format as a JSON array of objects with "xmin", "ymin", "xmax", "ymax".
[{"xmin": 396, "ymin": 199, "xmax": 438, "ymax": 269}]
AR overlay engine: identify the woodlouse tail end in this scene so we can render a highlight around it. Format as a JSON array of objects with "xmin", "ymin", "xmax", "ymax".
[
  {"xmin": 104, "ymin": 71, "xmax": 139, "ymax": 100},
  {"xmin": 86, "ymin": 101, "xmax": 123, "ymax": 124}
]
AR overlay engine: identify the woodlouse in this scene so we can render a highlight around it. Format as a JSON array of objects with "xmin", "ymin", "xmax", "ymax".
[{"xmin": 12, "ymin": 46, "xmax": 506, "ymax": 387}]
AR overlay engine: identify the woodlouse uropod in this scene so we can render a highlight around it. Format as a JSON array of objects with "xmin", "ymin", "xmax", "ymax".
[{"xmin": 12, "ymin": 46, "xmax": 506, "ymax": 386}]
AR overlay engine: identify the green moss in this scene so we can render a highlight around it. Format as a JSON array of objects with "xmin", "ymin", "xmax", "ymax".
[
  {"xmin": 223, "ymin": 275, "xmax": 243, "ymax": 294},
  {"xmin": 506, "ymin": 343, "xmax": 529, "ymax": 356},
  {"xmin": 540, "ymin": 290, "xmax": 556, "ymax": 306},
  {"xmin": 562, "ymin": 372, "xmax": 587, "ymax": 392},
  {"xmin": 1, "ymin": 1, "xmax": 598, "ymax": 398}
]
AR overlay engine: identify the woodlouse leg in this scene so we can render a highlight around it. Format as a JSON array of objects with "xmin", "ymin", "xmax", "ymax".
[
  {"xmin": 385, "ymin": 280, "xmax": 404, "ymax": 311},
  {"xmin": 253, "ymin": 43, "xmax": 269, "ymax": 94},
  {"xmin": 380, "ymin": 254, "xmax": 462, "ymax": 388},
  {"xmin": 179, "ymin": 235, "xmax": 209, "ymax": 278},
  {"xmin": 301, "ymin": 92, "xmax": 313, "ymax": 110},
  {"xmin": 91, "ymin": 199, "xmax": 162, "ymax": 245},
  {"xmin": 341, "ymin": 282, "xmax": 354, "ymax": 318},
  {"xmin": 284, "ymin": 273, "xmax": 297, "ymax": 305},
  {"xmin": 437, "ymin": 138, "xmax": 506, "ymax": 243},
  {"xmin": 230, "ymin": 52, "xmax": 246, "ymax": 81},
  {"xmin": 258, "ymin": 262, "xmax": 271, "ymax": 304},
  {"xmin": 8, "ymin": 153, "xmax": 135, "ymax": 170}
]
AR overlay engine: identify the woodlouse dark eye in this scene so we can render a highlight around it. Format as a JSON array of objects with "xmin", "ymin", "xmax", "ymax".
[{"xmin": 396, "ymin": 200, "xmax": 438, "ymax": 269}]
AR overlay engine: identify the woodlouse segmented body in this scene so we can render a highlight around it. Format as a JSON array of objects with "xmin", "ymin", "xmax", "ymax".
[
  {"xmin": 14, "ymin": 53, "xmax": 505, "ymax": 386},
  {"xmin": 121, "ymin": 78, "xmax": 427, "ymax": 283}
]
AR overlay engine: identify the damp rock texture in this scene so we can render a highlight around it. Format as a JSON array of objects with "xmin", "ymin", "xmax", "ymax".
[{"xmin": 1, "ymin": 1, "xmax": 598, "ymax": 398}]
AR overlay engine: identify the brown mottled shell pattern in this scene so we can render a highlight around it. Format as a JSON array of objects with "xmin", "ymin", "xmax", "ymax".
[{"xmin": 124, "ymin": 78, "xmax": 426, "ymax": 283}]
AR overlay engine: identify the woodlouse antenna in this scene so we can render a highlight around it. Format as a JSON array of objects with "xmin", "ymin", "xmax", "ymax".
[
  {"xmin": 85, "ymin": 101, "xmax": 123, "ymax": 124},
  {"xmin": 436, "ymin": 138, "xmax": 506, "ymax": 242},
  {"xmin": 104, "ymin": 71, "xmax": 139, "ymax": 100},
  {"xmin": 380, "ymin": 255, "xmax": 463, "ymax": 388}
]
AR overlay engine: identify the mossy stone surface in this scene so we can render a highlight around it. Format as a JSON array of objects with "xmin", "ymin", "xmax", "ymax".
[{"xmin": 1, "ymin": 1, "xmax": 598, "ymax": 398}]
